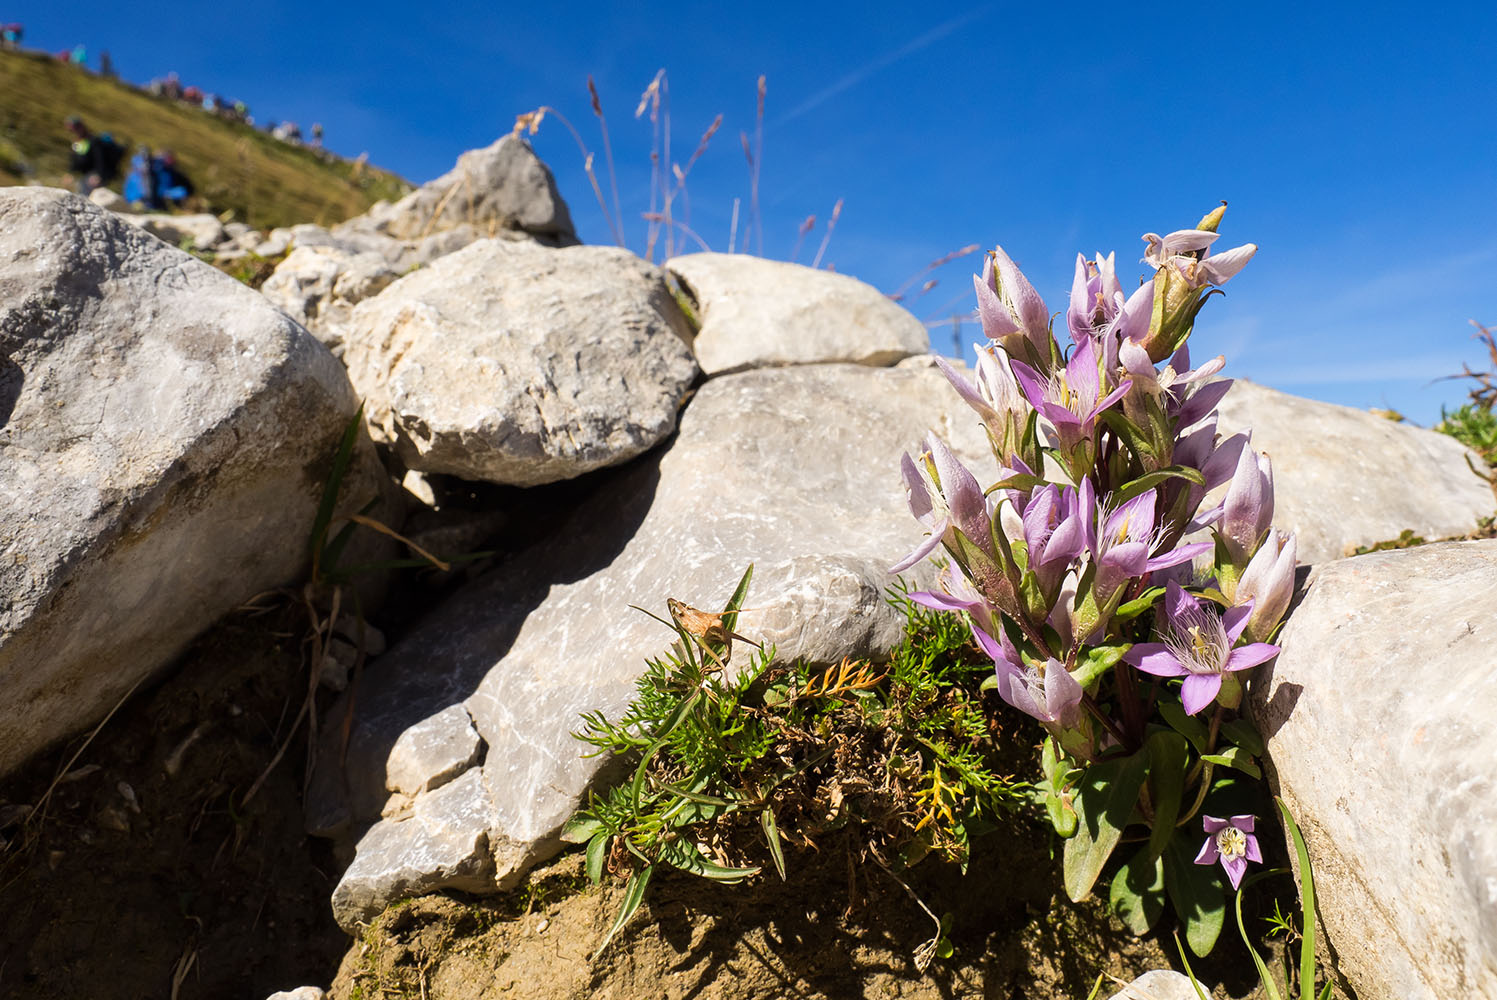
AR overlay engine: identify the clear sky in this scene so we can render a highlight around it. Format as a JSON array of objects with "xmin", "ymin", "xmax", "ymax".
[{"xmin": 11, "ymin": 1, "xmax": 1497, "ymax": 423}]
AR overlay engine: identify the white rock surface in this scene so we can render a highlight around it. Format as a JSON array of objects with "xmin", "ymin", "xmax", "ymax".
[
  {"xmin": 667, "ymin": 252, "xmax": 929, "ymax": 376},
  {"xmin": 311, "ymin": 357, "xmax": 1001, "ymax": 927},
  {"xmin": 1216, "ymin": 381, "xmax": 1491, "ymax": 563},
  {"xmin": 259, "ymin": 245, "xmax": 400, "ymax": 351},
  {"xmin": 121, "ymin": 211, "xmax": 227, "ymax": 250},
  {"xmin": 264, "ymin": 989, "xmax": 325, "ymax": 1000},
  {"xmin": 342, "ymin": 239, "xmax": 698, "ymax": 487},
  {"xmin": 0, "ymin": 188, "xmax": 375, "ymax": 776},
  {"xmin": 1251, "ymin": 539, "xmax": 1497, "ymax": 1000},
  {"xmin": 1107, "ymin": 970, "xmax": 1210, "ymax": 1000},
  {"xmin": 87, "ymin": 186, "xmax": 134, "ymax": 213}
]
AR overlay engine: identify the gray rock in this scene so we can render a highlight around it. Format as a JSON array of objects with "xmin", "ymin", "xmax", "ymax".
[
  {"xmin": 264, "ymin": 989, "xmax": 325, "ymax": 1000},
  {"xmin": 385, "ymin": 704, "xmax": 483, "ymax": 798},
  {"xmin": 0, "ymin": 188, "xmax": 377, "ymax": 777},
  {"xmin": 313, "ymin": 358, "xmax": 998, "ymax": 917},
  {"xmin": 1216, "ymin": 381, "xmax": 1492, "ymax": 563},
  {"xmin": 1107, "ymin": 970, "xmax": 1210, "ymax": 1000},
  {"xmin": 121, "ymin": 211, "xmax": 227, "ymax": 250},
  {"xmin": 667, "ymin": 252, "xmax": 929, "ymax": 376},
  {"xmin": 87, "ymin": 187, "xmax": 133, "ymax": 213},
  {"xmin": 260, "ymin": 245, "xmax": 400, "ymax": 351},
  {"xmin": 1250, "ymin": 539, "xmax": 1497, "ymax": 1000},
  {"xmin": 341, "ymin": 239, "xmax": 698, "ymax": 487},
  {"xmin": 352, "ymin": 135, "xmax": 576, "ymax": 246},
  {"xmin": 331, "ymin": 768, "xmax": 497, "ymax": 931}
]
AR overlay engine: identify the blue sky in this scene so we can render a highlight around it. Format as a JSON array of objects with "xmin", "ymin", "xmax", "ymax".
[{"xmin": 12, "ymin": 1, "xmax": 1497, "ymax": 422}]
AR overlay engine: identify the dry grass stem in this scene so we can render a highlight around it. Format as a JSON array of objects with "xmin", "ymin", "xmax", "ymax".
[
  {"xmin": 890, "ymin": 244, "xmax": 981, "ymax": 301},
  {"xmin": 811, "ymin": 198, "xmax": 843, "ymax": 270}
]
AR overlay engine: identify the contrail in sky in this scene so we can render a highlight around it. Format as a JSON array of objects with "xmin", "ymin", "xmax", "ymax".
[{"xmin": 775, "ymin": 7, "xmax": 994, "ymax": 126}]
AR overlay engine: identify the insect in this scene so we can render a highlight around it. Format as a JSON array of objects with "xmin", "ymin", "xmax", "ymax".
[{"xmin": 665, "ymin": 597, "xmax": 761, "ymax": 672}]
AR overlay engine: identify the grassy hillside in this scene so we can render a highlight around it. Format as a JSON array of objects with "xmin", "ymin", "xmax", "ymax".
[{"xmin": 0, "ymin": 49, "xmax": 411, "ymax": 230}]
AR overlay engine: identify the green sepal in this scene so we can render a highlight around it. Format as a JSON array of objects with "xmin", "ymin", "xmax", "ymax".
[
  {"xmin": 1072, "ymin": 643, "xmax": 1129, "ymax": 691},
  {"xmin": 1098, "ymin": 408, "xmax": 1158, "ymax": 462}
]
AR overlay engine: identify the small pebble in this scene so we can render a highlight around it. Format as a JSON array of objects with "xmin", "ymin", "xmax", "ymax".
[{"xmin": 536, "ymin": 917, "xmax": 550, "ymax": 933}]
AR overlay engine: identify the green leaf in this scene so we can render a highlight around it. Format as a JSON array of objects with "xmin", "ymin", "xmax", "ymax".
[
  {"xmin": 562, "ymin": 815, "xmax": 605, "ymax": 844},
  {"xmin": 1171, "ymin": 932, "xmax": 1216, "ymax": 1000},
  {"xmin": 1201, "ymin": 747, "xmax": 1262, "ymax": 779},
  {"xmin": 1220, "ymin": 718, "xmax": 1265, "ymax": 757},
  {"xmin": 1072, "ymin": 644, "xmax": 1129, "ymax": 690},
  {"xmin": 1098, "ymin": 408, "xmax": 1156, "ymax": 461},
  {"xmin": 761, "ymin": 809, "xmax": 787, "ymax": 880},
  {"xmin": 1234, "ymin": 882, "xmax": 1286, "ymax": 1000},
  {"xmin": 1145, "ymin": 730, "xmax": 1189, "ymax": 861},
  {"xmin": 1114, "ymin": 586, "xmax": 1165, "ymax": 623},
  {"xmin": 1062, "ymin": 750, "xmax": 1151, "ymax": 902},
  {"xmin": 308, "ymin": 403, "xmax": 365, "ymax": 578},
  {"xmin": 592, "ymin": 864, "xmax": 653, "ymax": 960},
  {"xmin": 1163, "ymin": 830, "xmax": 1227, "ymax": 957},
  {"xmin": 1278, "ymin": 797, "xmax": 1321, "ymax": 1000},
  {"xmin": 1114, "ymin": 465, "xmax": 1207, "ymax": 504},
  {"xmin": 717, "ymin": 564, "xmax": 755, "ymax": 642},
  {"xmin": 585, "ymin": 833, "xmax": 609, "ymax": 884},
  {"xmin": 984, "ymin": 471, "xmax": 1049, "ymax": 495},
  {"xmin": 1158, "ymin": 700, "xmax": 1209, "ymax": 753},
  {"xmin": 657, "ymin": 837, "xmax": 761, "ymax": 883},
  {"xmin": 1109, "ymin": 846, "xmax": 1165, "ymax": 935}
]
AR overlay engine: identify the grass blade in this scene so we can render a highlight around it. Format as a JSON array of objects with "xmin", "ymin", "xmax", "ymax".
[
  {"xmin": 1276, "ymin": 797, "xmax": 1319, "ymax": 1000},
  {"xmin": 592, "ymin": 864, "xmax": 652, "ymax": 960},
  {"xmin": 761, "ymin": 808, "xmax": 786, "ymax": 880}
]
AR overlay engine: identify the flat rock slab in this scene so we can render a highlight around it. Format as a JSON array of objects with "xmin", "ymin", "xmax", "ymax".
[
  {"xmin": 0, "ymin": 188, "xmax": 370, "ymax": 776},
  {"xmin": 667, "ymin": 252, "xmax": 929, "ymax": 376},
  {"xmin": 342, "ymin": 239, "xmax": 699, "ymax": 487},
  {"xmin": 1107, "ymin": 970, "xmax": 1210, "ymax": 1000},
  {"xmin": 314, "ymin": 357, "xmax": 998, "ymax": 929},
  {"xmin": 1216, "ymin": 381, "xmax": 1491, "ymax": 563},
  {"xmin": 1251, "ymin": 539, "xmax": 1497, "ymax": 1000}
]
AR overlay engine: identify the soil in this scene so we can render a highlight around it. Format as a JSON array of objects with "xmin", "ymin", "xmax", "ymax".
[{"xmin": 328, "ymin": 821, "xmax": 1266, "ymax": 1000}]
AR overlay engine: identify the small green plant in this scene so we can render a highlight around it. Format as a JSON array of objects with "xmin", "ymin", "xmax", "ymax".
[{"xmin": 566, "ymin": 566, "xmax": 1025, "ymax": 962}]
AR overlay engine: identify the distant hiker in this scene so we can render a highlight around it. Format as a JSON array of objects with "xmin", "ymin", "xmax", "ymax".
[
  {"xmin": 69, "ymin": 44, "xmax": 85, "ymax": 66},
  {"xmin": 99, "ymin": 50, "xmax": 114, "ymax": 77},
  {"xmin": 311, "ymin": 122, "xmax": 324, "ymax": 148},
  {"xmin": 64, "ymin": 117, "xmax": 123, "ymax": 193},
  {"xmin": 152, "ymin": 151, "xmax": 193, "ymax": 208},
  {"xmin": 123, "ymin": 146, "xmax": 159, "ymax": 209},
  {"xmin": 0, "ymin": 23, "xmax": 21, "ymax": 50}
]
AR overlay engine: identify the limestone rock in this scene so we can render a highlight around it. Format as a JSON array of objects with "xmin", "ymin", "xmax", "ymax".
[
  {"xmin": 87, "ymin": 186, "xmax": 133, "ymax": 213},
  {"xmin": 385, "ymin": 704, "xmax": 483, "ymax": 798},
  {"xmin": 1250, "ymin": 539, "xmax": 1497, "ymax": 1000},
  {"xmin": 0, "ymin": 189, "xmax": 376, "ymax": 777},
  {"xmin": 355, "ymin": 135, "xmax": 576, "ymax": 246},
  {"xmin": 260, "ymin": 245, "xmax": 400, "ymax": 351},
  {"xmin": 122, "ymin": 211, "xmax": 226, "ymax": 250},
  {"xmin": 1216, "ymin": 381, "xmax": 1491, "ymax": 563},
  {"xmin": 1107, "ymin": 970, "xmax": 1210, "ymax": 1000},
  {"xmin": 667, "ymin": 252, "xmax": 929, "ymax": 376},
  {"xmin": 264, "ymin": 989, "xmax": 325, "ymax": 1000},
  {"xmin": 342, "ymin": 239, "xmax": 698, "ymax": 487},
  {"xmin": 312, "ymin": 358, "xmax": 1000, "ymax": 916},
  {"xmin": 330, "ymin": 768, "xmax": 497, "ymax": 931}
]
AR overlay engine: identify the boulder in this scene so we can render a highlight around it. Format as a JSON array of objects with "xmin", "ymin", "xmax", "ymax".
[
  {"xmin": 121, "ymin": 211, "xmax": 227, "ymax": 251},
  {"xmin": 310, "ymin": 356, "xmax": 1001, "ymax": 929},
  {"xmin": 347, "ymin": 135, "xmax": 576, "ymax": 246},
  {"xmin": 87, "ymin": 186, "xmax": 134, "ymax": 213},
  {"xmin": 1250, "ymin": 539, "xmax": 1497, "ymax": 1000},
  {"xmin": 260, "ymin": 245, "xmax": 400, "ymax": 351},
  {"xmin": 1215, "ymin": 381, "xmax": 1491, "ymax": 563},
  {"xmin": 666, "ymin": 252, "xmax": 930, "ymax": 376},
  {"xmin": 1107, "ymin": 970, "xmax": 1209, "ymax": 1000},
  {"xmin": 341, "ymin": 239, "xmax": 698, "ymax": 487},
  {"xmin": 0, "ymin": 188, "xmax": 378, "ymax": 777}
]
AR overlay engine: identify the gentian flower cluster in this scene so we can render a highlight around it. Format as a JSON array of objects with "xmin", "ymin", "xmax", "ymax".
[{"xmin": 894, "ymin": 208, "xmax": 1297, "ymax": 916}]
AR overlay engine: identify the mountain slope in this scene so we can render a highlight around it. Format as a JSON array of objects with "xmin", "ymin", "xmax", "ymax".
[{"xmin": 0, "ymin": 50, "xmax": 410, "ymax": 230}]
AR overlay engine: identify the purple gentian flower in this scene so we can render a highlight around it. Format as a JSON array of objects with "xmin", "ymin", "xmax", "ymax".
[
  {"xmin": 935, "ymin": 349, "xmax": 1028, "ymax": 466},
  {"xmin": 1142, "ymin": 229, "xmax": 1258, "ymax": 289},
  {"xmin": 909, "ymin": 564, "xmax": 1003, "ymax": 649},
  {"xmin": 974, "ymin": 624, "xmax": 1083, "ymax": 730},
  {"xmin": 1011, "ymin": 336, "xmax": 1132, "ymax": 463},
  {"xmin": 973, "ymin": 246, "xmax": 1051, "ymax": 364},
  {"xmin": 1195, "ymin": 814, "xmax": 1262, "ymax": 889},
  {"xmin": 1081, "ymin": 481, "xmax": 1211, "ymax": 604},
  {"xmin": 1020, "ymin": 483, "xmax": 1085, "ymax": 601},
  {"xmin": 1219, "ymin": 445, "xmax": 1275, "ymax": 567},
  {"xmin": 891, "ymin": 433, "xmax": 994, "ymax": 574},
  {"xmin": 1066, "ymin": 252, "xmax": 1124, "ymax": 343},
  {"xmin": 1124, "ymin": 581, "xmax": 1280, "ymax": 715},
  {"xmin": 1233, "ymin": 529, "xmax": 1297, "ymax": 643}
]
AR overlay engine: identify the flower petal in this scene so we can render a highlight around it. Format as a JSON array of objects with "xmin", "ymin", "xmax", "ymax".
[
  {"xmin": 1195, "ymin": 838, "xmax": 1220, "ymax": 865},
  {"xmin": 1179, "ymin": 674, "xmax": 1223, "ymax": 715},
  {"xmin": 1125, "ymin": 645, "xmax": 1188, "ymax": 677},
  {"xmin": 1221, "ymin": 853, "xmax": 1248, "ymax": 889},
  {"xmin": 1223, "ymin": 642, "xmax": 1280, "ymax": 672}
]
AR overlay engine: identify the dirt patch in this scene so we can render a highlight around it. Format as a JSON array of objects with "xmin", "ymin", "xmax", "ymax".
[
  {"xmin": 0, "ymin": 603, "xmax": 350, "ymax": 999},
  {"xmin": 330, "ymin": 820, "xmax": 1266, "ymax": 1000}
]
